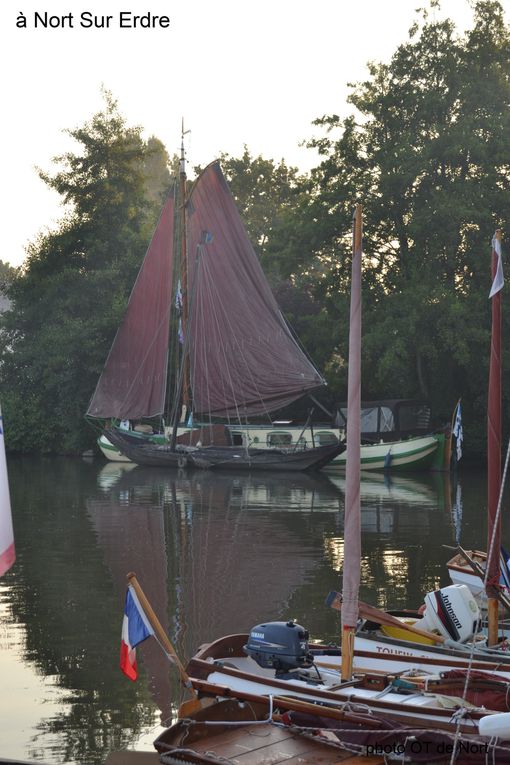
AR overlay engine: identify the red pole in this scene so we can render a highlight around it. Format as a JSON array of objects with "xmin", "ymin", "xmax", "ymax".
[{"xmin": 487, "ymin": 229, "xmax": 502, "ymax": 645}]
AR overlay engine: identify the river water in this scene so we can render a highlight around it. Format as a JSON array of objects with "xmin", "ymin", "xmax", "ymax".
[{"xmin": 0, "ymin": 456, "xmax": 500, "ymax": 764}]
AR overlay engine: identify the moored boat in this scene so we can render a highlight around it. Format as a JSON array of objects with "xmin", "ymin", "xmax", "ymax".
[
  {"xmin": 105, "ymin": 426, "xmax": 344, "ymax": 472},
  {"xmin": 87, "ymin": 139, "xmax": 336, "ymax": 473}
]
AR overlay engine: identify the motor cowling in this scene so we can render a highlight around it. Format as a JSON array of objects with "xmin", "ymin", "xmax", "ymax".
[
  {"xmin": 420, "ymin": 584, "xmax": 480, "ymax": 643},
  {"xmin": 244, "ymin": 620, "xmax": 314, "ymax": 672}
]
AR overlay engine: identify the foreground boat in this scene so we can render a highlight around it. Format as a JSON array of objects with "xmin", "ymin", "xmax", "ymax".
[
  {"xmin": 183, "ymin": 629, "xmax": 510, "ymax": 761},
  {"xmin": 153, "ymin": 696, "xmax": 386, "ymax": 765},
  {"xmin": 123, "ymin": 572, "xmax": 510, "ymax": 764}
]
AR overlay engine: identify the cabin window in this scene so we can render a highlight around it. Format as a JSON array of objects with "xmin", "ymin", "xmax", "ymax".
[
  {"xmin": 231, "ymin": 432, "xmax": 244, "ymax": 446},
  {"xmin": 377, "ymin": 407, "xmax": 395, "ymax": 433},
  {"xmin": 398, "ymin": 403, "xmax": 431, "ymax": 431},
  {"xmin": 267, "ymin": 431, "xmax": 292, "ymax": 446},
  {"xmin": 315, "ymin": 431, "xmax": 339, "ymax": 446}
]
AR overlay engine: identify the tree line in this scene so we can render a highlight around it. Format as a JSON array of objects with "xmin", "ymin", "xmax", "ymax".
[{"xmin": 1, "ymin": 1, "xmax": 509, "ymax": 458}]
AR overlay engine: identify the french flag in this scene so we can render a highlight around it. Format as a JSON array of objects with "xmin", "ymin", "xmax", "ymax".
[{"xmin": 120, "ymin": 585, "xmax": 154, "ymax": 681}]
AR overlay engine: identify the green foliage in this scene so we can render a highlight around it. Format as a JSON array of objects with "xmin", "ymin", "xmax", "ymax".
[
  {"xmin": 0, "ymin": 259, "xmax": 16, "ymax": 286},
  {"xmin": 0, "ymin": 91, "xmax": 171, "ymax": 453},
  {"xmin": 278, "ymin": 0, "xmax": 510, "ymax": 450}
]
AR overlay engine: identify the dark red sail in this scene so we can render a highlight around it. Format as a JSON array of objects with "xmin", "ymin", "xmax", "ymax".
[
  {"xmin": 87, "ymin": 196, "xmax": 175, "ymax": 420},
  {"xmin": 185, "ymin": 162, "xmax": 324, "ymax": 417}
]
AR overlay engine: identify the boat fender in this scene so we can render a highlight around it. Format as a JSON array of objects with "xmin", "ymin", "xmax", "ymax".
[{"xmin": 478, "ymin": 712, "xmax": 510, "ymax": 739}]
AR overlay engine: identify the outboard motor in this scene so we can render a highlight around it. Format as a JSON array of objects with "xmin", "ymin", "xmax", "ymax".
[
  {"xmin": 244, "ymin": 620, "xmax": 314, "ymax": 675},
  {"xmin": 420, "ymin": 584, "xmax": 480, "ymax": 643}
]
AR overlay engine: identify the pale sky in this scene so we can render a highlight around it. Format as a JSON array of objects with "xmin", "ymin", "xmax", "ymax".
[{"xmin": 0, "ymin": 0, "xmax": 501, "ymax": 266}]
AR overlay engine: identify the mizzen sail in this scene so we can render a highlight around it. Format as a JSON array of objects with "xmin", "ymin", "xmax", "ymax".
[
  {"xmin": 185, "ymin": 162, "xmax": 325, "ymax": 417},
  {"xmin": 87, "ymin": 195, "xmax": 175, "ymax": 420}
]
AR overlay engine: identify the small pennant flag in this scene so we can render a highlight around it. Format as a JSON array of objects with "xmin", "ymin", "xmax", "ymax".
[
  {"xmin": 0, "ymin": 405, "xmax": 15, "ymax": 576},
  {"xmin": 120, "ymin": 586, "xmax": 154, "ymax": 681},
  {"xmin": 452, "ymin": 401, "xmax": 463, "ymax": 461},
  {"xmin": 489, "ymin": 232, "xmax": 504, "ymax": 298}
]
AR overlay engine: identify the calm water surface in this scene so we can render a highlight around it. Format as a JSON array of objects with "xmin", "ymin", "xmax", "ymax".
[{"xmin": 0, "ymin": 456, "xmax": 500, "ymax": 763}]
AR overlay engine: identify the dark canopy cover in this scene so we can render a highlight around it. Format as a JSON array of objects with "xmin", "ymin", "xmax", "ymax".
[
  {"xmin": 186, "ymin": 162, "xmax": 324, "ymax": 417},
  {"xmin": 87, "ymin": 195, "xmax": 175, "ymax": 419}
]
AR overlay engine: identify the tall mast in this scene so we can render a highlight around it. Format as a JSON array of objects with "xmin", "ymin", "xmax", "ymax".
[
  {"xmin": 179, "ymin": 120, "xmax": 191, "ymax": 414},
  {"xmin": 341, "ymin": 204, "xmax": 362, "ymax": 680},
  {"xmin": 487, "ymin": 228, "xmax": 503, "ymax": 645}
]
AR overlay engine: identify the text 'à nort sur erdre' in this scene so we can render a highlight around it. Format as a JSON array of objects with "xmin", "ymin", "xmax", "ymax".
[{"xmin": 16, "ymin": 11, "xmax": 171, "ymax": 29}]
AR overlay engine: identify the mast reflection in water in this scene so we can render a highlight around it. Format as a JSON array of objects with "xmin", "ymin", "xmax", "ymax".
[{"xmin": 0, "ymin": 456, "xmax": 493, "ymax": 764}]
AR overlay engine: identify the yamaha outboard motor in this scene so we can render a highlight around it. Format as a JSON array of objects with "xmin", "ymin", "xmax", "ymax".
[{"xmin": 244, "ymin": 620, "xmax": 314, "ymax": 675}]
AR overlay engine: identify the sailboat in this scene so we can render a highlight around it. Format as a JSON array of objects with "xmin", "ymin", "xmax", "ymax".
[{"xmin": 86, "ymin": 140, "xmax": 344, "ymax": 472}]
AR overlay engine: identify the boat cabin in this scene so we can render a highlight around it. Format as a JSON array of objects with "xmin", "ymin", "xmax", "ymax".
[{"xmin": 335, "ymin": 399, "xmax": 431, "ymax": 444}]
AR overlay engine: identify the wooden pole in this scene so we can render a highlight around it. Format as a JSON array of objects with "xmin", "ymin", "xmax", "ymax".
[
  {"xmin": 126, "ymin": 572, "xmax": 201, "ymax": 709},
  {"xmin": 341, "ymin": 204, "xmax": 363, "ymax": 681},
  {"xmin": 327, "ymin": 590, "xmax": 447, "ymax": 645},
  {"xmin": 179, "ymin": 121, "xmax": 191, "ymax": 414},
  {"xmin": 444, "ymin": 398, "xmax": 460, "ymax": 471},
  {"xmin": 487, "ymin": 229, "xmax": 503, "ymax": 646}
]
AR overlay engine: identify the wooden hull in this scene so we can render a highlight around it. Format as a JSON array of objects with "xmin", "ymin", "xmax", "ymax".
[
  {"xmin": 325, "ymin": 434, "xmax": 442, "ymax": 472},
  {"xmin": 153, "ymin": 697, "xmax": 382, "ymax": 764},
  {"xmin": 184, "ymin": 632, "xmax": 510, "ymax": 758},
  {"xmin": 105, "ymin": 428, "xmax": 345, "ymax": 472},
  {"xmin": 447, "ymin": 550, "xmax": 489, "ymax": 599}
]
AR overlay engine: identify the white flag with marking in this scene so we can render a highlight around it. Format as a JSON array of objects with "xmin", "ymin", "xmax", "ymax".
[
  {"xmin": 489, "ymin": 233, "xmax": 504, "ymax": 298},
  {"xmin": 0, "ymin": 405, "xmax": 15, "ymax": 576}
]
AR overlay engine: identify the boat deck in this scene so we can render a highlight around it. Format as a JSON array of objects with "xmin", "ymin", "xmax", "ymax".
[{"xmin": 147, "ymin": 697, "xmax": 384, "ymax": 765}]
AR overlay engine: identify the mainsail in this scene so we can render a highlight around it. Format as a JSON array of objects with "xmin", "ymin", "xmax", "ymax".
[
  {"xmin": 186, "ymin": 162, "xmax": 325, "ymax": 417},
  {"xmin": 88, "ymin": 162, "xmax": 325, "ymax": 424},
  {"xmin": 87, "ymin": 195, "xmax": 175, "ymax": 420}
]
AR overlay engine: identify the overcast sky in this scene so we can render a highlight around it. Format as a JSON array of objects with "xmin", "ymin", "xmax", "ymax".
[{"xmin": 0, "ymin": 0, "xmax": 501, "ymax": 266}]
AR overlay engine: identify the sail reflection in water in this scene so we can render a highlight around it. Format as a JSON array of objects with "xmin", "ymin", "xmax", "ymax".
[{"xmin": 1, "ymin": 456, "xmax": 470, "ymax": 765}]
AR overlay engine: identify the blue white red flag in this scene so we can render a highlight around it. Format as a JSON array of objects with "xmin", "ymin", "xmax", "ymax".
[
  {"xmin": 120, "ymin": 585, "xmax": 154, "ymax": 681},
  {"xmin": 0, "ymin": 405, "xmax": 15, "ymax": 576},
  {"xmin": 489, "ymin": 233, "xmax": 504, "ymax": 298}
]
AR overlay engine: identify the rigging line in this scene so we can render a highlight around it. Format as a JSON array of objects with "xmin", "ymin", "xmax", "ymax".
[
  {"xmin": 448, "ymin": 437, "xmax": 510, "ymax": 765},
  {"xmin": 194, "ymin": 247, "xmax": 275, "ymax": 425},
  {"xmin": 193, "ymin": 251, "xmax": 261, "ymax": 433},
  {"xmin": 169, "ymin": 249, "xmax": 202, "ymax": 447},
  {"xmin": 277, "ymin": 305, "xmax": 326, "ymax": 384},
  {"xmin": 198, "ymin": 249, "xmax": 256, "ymax": 425},
  {"xmin": 485, "ymin": 437, "xmax": 510, "ymax": 591},
  {"xmin": 189, "ymin": 253, "xmax": 218, "ymax": 434}
]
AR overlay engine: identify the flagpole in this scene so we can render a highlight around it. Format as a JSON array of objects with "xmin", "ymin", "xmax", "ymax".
[
  {"xmin": 487, "ymin": 229, "xmax": 502, "ymax": 646},
  {"xmin": 341, "ymin": 203, "xmax": 362, "ymax": 681},
  {"xmin": 127, "ymin": 572, "xmax": 200, "ymax": 707}
]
